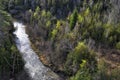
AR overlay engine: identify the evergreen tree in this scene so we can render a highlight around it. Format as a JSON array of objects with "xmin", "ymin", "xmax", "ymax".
[{"xmin": 70, "ymin": 9, "xmax": 78, "ymax": 30}]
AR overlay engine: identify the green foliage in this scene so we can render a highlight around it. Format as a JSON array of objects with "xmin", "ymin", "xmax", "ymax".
[
  {"xmin": 51, "ymin": 20, "xmax": 61, "ymax": 39},
  {"xmin": 78, "ymin": 14, "xmax": 84, "ymax": 24},
  {"xmin": 70, "ymin": 0, "xmax": 120, "ymax": 48},
  {"xmin": 65, "ymin": 42, "xmax": 97, "ymax": 75},
  {"xmin": 46, "ymin": 20, "xmax": 51, "ymax": 28},
  {"xmin": 70, "ymin": 60, "xmax": 92, "ymax": 80},
  {"xmin": 33, "ymin": 6, "xmax": 41, "ymax": 21},
  {"xmin": 0, "ymin": 10, "xmax": 12, "ymax": 28},
  {"xmin": 70, "ymin": 69, "xmax": 91, "ymax": 80},
  {"xmin": 56, "ymin": 20, "xmax": 61, "ymax": 29},
  {"xmin": 116, "ymin": 42, "xmax": 120, "ymax": 50},
  {"xmin": 0, "ymin": 39, "xmax": 24, "ymax": 75},
  {"xmin": 14, "ymin": 0, "xmax": 24, "ymax": 5},
  {"xmin": 84, "ymin": 8, "xmax": 90, "ymax": 16},
  {"xmin": 69, "ymin": 9, "xmax": 78, "ymax": 30},
  {"xmin": 2, "ymin": 0, "xmax": 118, "ymax": 79},
  {"xmin": 0, "ymin": 0, "xmax": 9, "ymax": 10},
  {"xmin": 0, "ymin": 3, "xmax": 23, "ymax": 77},
  {"xmin": 102, "ymin": 23, "xmax": 120, "ymax": 46},
  {"xmin": 51, "ymin": 29, "xmax": 58, "ymax": 39},
  {"xmin": 41, "ymin": 10, "xmax": 46, "ymax": 17}
]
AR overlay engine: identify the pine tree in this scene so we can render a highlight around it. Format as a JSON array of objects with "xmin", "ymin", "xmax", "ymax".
[{"xmin": 70, "ymin": 9, "xmax": 78, "ymax": 30}]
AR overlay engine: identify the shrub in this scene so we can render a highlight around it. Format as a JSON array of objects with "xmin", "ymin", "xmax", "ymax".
[
  {"xmin": 116, "ymin": 42, "xmax": 120, "ymax": 50},
  {"xmin": 65, "ymin": 42, "xmax": 97, "ymax": 75},
  {"xmin": 70, "ymin": 60, "xmax": 92, "ymax": 80}
]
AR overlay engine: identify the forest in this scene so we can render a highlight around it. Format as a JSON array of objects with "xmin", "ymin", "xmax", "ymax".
[{"xmin": 0, "ymin": 0, "xmax": 120, "ymax": 80}]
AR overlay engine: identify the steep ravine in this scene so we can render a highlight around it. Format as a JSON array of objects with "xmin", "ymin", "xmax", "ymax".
[{"xmin": 13, "ymin": 22, "xmax": 61, "ymax": 80}]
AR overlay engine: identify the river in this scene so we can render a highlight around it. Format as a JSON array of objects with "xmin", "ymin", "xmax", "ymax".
[{"xmin": 13, "ymin": 22, "xmax": 60, "ymax": 80}]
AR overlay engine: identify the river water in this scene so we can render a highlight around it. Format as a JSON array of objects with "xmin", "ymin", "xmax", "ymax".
[{"xmin": 13, "ymin": 22, "xmax": 60, "ymax": 80}]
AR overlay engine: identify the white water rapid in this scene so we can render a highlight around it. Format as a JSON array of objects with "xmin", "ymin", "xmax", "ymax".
[{"xmin": 13, "ymin": 22, "xmax": 60, "ymax": 80}]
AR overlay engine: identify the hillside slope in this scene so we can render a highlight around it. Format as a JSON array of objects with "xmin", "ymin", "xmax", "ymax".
[{"xmin": 0, "ymin": 0, "xmax": 120, "ymax": 80}]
